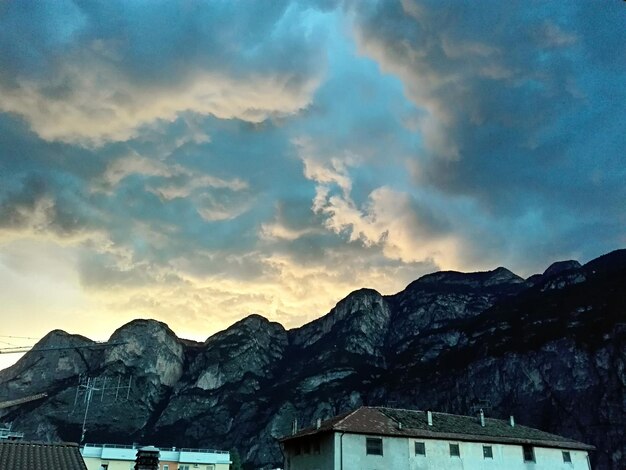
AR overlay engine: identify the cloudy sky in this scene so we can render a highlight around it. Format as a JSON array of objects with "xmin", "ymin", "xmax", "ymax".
[{"xmin": 0, "ymin": 0, "xmax": 624, "ymax": 368}]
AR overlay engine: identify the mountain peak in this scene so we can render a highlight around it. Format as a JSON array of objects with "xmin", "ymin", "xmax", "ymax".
[
  {"xmin": 109, "ymin": 318, "xmax": 179, "ymax": 342},
  {"xmin": 222, "ymin": 313, "xmax": 285, "ymax": 336},
  {"xmin": 543, "ymin": 260, "xmax": 581, "ymax": 277},
  {"xmin": 410, "ymin": 266, "xmax": 523, "ymax": 290}
]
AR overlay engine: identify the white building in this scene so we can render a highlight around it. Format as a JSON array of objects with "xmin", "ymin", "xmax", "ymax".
[
  {"xmin": 81, "ymin": 443, "xmax": 231, "ymax": 470},
  {"xmin": 280, "ymin": 407, "xmax": 594, "ymax": 470}
]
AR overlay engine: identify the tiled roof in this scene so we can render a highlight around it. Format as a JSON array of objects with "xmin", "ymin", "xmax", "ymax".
[
  {"xmin": 281, "ymin": 407, "xmax": 594, "ymax": 451},
  {"xmin": 0, "ymin": 441, "xmax": 88, "ymax": 470}
]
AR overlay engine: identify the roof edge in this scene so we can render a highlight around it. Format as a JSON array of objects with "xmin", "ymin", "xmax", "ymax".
[{"xmin": 280, "ymin": 428, "xmax": 594, "ymax": 451}]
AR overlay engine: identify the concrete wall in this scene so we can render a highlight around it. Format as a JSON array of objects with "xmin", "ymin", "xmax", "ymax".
[
  {"xmin": 286, "ymin": 433, "xmax": 591, "ymax": 470},
  {"xmin": 338, "ymin": 432, "xmax": 410, "ymax": 470},
  {"xmin": 83, "ymin": 457, "xmax": 133, "ymax": 470},
  {"xmin": 83, "ymin": 458, "xmax": 227, "ymax": 470},
  {"xmin": 284, "ymin": 433, "xmax": 335, "ymax": 470},
  {"xmin": 405, "ymin": 437, "xmax": 590, "ymax": 470}
]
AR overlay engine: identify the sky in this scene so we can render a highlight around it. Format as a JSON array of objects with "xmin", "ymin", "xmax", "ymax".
[{"xmin": 0, "ymin": 0, "xmax": 624, "ymax": 370}]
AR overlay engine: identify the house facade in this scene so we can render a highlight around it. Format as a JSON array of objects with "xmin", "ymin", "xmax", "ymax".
[
  {"xmin": 280, "ymin": 407, "xmax": 594, "ymax": 470},
  {"xmin": 81, "ymin": 443, "xmax": 230, "ymax": 470}
]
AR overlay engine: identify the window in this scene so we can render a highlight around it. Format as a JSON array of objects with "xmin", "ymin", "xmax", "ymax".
[
  {"xmin": 483, "ymin": 445, "xmax": 493, "ymax": 459},
  {"xmin": 99, "ymin": 465, "xmax": 109, "ymax": 470},
  {"xmin": 449, "ymin": 443, "xmax": 460, "ymax": 457},
  {"xmin": 415, "ymin": 441, "xmax": 425, "ymax": 456},
  {"xmin": 303, "ymin": 441, "xmax": 310, "ymax": 454},
  {"xmin": 366, "ymin": 437, "xmax": 383, "ymax": 455},
  {"xmin": 563, "ymin": 451, "xmax": 572, "ymax": 463},
  {"xmin": 206, "ymin": 465, "xmax": 215, "ymax": 470},
  {"xmin": 163, "ymin": 466, "xmax": 169, "ymax": 470},
  {"xmin": 523, "ymin": 445, "xmax": 535, "ymax": 462},
  {"xmin": 180, "ymin": 466, "xmax": 190, "ymax": 470},
  {"xmin": 294, "ymin": 443, "xmax": 301, "ymax": 456}
]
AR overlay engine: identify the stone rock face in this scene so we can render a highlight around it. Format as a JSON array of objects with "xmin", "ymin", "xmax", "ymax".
[
  {"xmin": 0, "ymin": 250, "xmax": 624, "ymax": 470},
  {"xmin": 105, "ymin": 319, "xmax": 185, "ymax": 387}
]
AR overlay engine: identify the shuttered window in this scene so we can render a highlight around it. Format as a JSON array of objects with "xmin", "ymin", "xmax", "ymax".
[
  {"xmin": 366, "ymin": 437, "xmax": 383, "ymax": 456},
  {"xmin": 523, "ymin": 445, "xmax": 535, "ymax": 462},
  {"xmin": 449, "ymin": 443, "xmax": 460, "ymax": 457},
  {"xmin": 415, "ymin": 442, "xmax": 425, "ymax": 456}
]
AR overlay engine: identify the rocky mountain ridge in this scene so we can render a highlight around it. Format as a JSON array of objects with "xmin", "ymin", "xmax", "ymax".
[{"xmin": 0, "ymin": 249, "xmax": 624, "ymax": 469}]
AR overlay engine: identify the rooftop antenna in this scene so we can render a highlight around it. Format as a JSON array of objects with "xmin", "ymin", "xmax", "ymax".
[
  {"xmin": 470, "ymin": 399, "xmax": 492, "ymax": 415},
  {"xmin": 72, "ymin": 374, "xmax": 133, "ymax": 444}
]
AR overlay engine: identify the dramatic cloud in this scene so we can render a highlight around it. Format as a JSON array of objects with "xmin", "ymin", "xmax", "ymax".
[
  {"xmin": 0, "ymin": 1, "xmax": 325, "ymax": 144},
  {"xmin": 0, "ymin": 1, "xmax": 623, "ymax": 367},
  {"xmin": 346, "ymin": 0, "xmax": 626, "ymax": 266}
]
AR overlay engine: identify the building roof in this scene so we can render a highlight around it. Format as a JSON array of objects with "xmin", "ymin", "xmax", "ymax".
[
  {"xmin": 0, "ymin": 441, "xmax": 88, "ymax": 470},
  {"xmin": 280, "ymin": 407, "xmax": 594, "ymax": 451}
]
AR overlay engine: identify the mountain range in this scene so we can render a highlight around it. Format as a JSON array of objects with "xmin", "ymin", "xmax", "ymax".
[{"xmin": 0, "ymin": 249, "xmax": 624, "ymax": 469}]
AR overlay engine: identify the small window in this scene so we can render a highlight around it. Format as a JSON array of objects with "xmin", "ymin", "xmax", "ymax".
[
  {"xmin": 163, "ymin": 465, "xmax": 169, "ymax": 470},
  {"xmin": 100, "ymin": 465, "xmax": 109, "ymax": 470},
  {"xmin": 563, "ymin": 451, "xmax": 572, "ymax": 463},
  {"xmin": 366, "ymin": 437, "xmax": 383, "ymax": 455},
  {"xmin": 483, "ymin": 445, "xmax": 493, "ymax": 459},
  {"xmin": 415, "ymin": 441, "xmax": 425, "ymax": 456},
  {"xmin": 449, "ymin": 443, "xmax": 460, "ymax": 457},
  {"xmin": 523, "ymin": 445, "xmax": 535, "ymax": 462}
]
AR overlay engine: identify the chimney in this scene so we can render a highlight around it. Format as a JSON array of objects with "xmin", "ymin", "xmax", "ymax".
[
  {"xmin": 510, "ymin": 416, "xmax": 515, "ymax": 428},
  {"xmin": 292, "ymin": 418, "xmax": 298, "ymax": 435},
  {"xmin": 316, "ymin": 418, "xmax": 322, "ymax": 429},
  {"xmin": 135, "ymin": 446, "xmax": 159, "ymax": 470},
  {"xmin": 479, "ymin": 409, "xmax": 485, "ymax": 427},
  {"xmin": 427, "ymin": 411, "xmax": 433, "ymax": 426}
]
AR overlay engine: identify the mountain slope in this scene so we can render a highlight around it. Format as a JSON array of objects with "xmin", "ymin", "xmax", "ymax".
[{"xmin": 0, "ymin": 249, "xmax": 624, "ymax": 469}]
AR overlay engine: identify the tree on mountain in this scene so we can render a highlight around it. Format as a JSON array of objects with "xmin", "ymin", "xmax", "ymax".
[{"xmin": 230, "ymin": 448, "xmax": 242, "ymax": 470}]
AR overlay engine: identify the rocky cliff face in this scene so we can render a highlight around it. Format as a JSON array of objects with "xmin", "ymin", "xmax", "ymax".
[{"xmin": 0, "ymin": 250, "xmax": 624, "ymax": 470}]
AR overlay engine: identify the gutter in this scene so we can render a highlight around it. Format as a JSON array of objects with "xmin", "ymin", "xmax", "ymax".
[{"xmin": 339, "ymin": 432, "xmax": 345, "ymax": 470}]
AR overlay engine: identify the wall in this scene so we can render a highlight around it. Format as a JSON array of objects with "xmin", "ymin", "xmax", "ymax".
[
  {"xmin": 83, "ymin": 450, "xmax": 230, "ymax": 470},
  {"xmin": 283, "ymin": 433, "xmax": 335, "ymax": 470},
  {"xmin": 83, "ymin": 456, "xmax": 133, "ymax": 470},
  {"xmin": 286, "ymin": 433, "xmax": 591, "ymax": 470},
  {"xmin": 83, "ymin": 458, "xmax": 228, "ymax": 470},
  {"xmin": 409, "ymin": 438, "xmax": 590, "ymax": 470}
]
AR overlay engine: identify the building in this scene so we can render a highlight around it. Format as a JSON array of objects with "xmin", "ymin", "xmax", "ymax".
[
  {"xmin": 0, "ymin": 423, "xmax": 24, "ymax": 441},
  {"xmin": 81, "ymin": 443, "xmax": 231, "ymax": 470},
  {"xmin": 0, "ymin": 440, "xmax": 88, "ymax": 470},
  {"xmin": 280, "ymin": 407, "xmax": 594, "ymax": 470}
]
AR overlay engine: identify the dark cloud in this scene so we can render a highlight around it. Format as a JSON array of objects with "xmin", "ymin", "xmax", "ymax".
[{"xmin": 349, "ymin": 0, "xmax": 626, "ymax": 265}]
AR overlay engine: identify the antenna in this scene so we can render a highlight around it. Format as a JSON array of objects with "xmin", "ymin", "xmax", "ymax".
[
  {"xmin": 470, "ymin": 399, "xmax": 492, "ymax": 415},
  {"xmin": 72, "ymin": 374, "xmax": 133, "ymax": 444}
]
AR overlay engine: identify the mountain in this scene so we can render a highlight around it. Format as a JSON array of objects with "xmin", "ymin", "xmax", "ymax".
[{"xmin": 0, "ymin": 249, "xmax": 624, "ymax": 470}]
